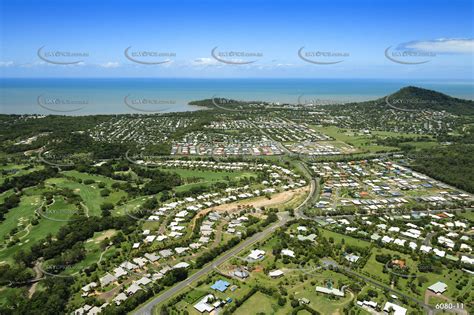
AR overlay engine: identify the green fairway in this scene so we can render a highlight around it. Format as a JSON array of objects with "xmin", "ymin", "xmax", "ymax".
[
  {"xmin": 0, "ymin": 190, "xmax": 14, "ymax": 203},
  {"xmin": 61, "ymin": 170, "xmax": 119, "ymax": 185},
  {"xmin": 115, "ymin": 195, "xmax": 152, "ymax": 216},
  {"xmin": 46, "ymin": 176, "xmax": 126, "ymax": 217},
  {"xmin": 47, "ymin": 229, "xmax": 119, "ymax": 276},
  {"xmin": 0, "ymin": 195, "xmax": 42, "ymax": 249},
  {"xmin": 0, "ymin": 195, "xmax": 74, "ymax": 263},
  {"xmin": 168, "ymin": 168, "xmax": 256, "ymax": 193},
  {"xmin": 163, "ymin": 168, "xmax": 254, "ymax": 181}
]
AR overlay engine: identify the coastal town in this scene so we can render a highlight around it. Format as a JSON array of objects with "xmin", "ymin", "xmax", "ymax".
[
  {"xmin": 1, "ymin": 88, "xmax": 473, "ymax": 315},
  {"xmin": 1, "ymin": 0, "xmax": 473, "ymax": 313}
]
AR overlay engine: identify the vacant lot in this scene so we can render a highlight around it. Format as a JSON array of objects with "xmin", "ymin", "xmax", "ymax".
[{"xmin": 234, "ymin": 291, "xmax": 286, "ymax": 315}]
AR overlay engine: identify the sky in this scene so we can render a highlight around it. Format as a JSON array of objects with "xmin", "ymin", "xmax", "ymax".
[{"xmin": 0, "ymin": 0, "xmax": 473, "ymax": 79}]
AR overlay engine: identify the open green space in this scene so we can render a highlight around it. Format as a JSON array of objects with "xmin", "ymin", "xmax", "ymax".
[
  {"xmin": 311, "ymin": 125, "xmax": 436, "ymax": 153},
  {"xmin": 322, "ymin": 228, "xmax": 472, "ymax": 302},
  {"xmin": 234, "ymin": 291, "xmax": 286, "ymax": 315}
]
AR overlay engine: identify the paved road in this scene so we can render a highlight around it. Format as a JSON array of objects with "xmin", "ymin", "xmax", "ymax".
[
  {"xmin": 134, "ymin": 158, "xmax": 316, "ymax": 314},
  {"xmin": 423, "ymin": 232, "xmax": 436, "ymax": 246},
  {"xmin": 134, "ymin": 212, "xmax": 290, "ymax": 315},
  {"xmin": 339, "ymin": 264, "xmax": 435, "ymax": 315},
  {"xmin": 133, "ymin": 158, "xmax": 472, "ymax": 314},
  {"xmin": 294, "ymin": 160, "xmax": 317, "ymax": 220}
]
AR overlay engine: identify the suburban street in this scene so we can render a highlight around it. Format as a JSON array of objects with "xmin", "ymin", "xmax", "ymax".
[
  {"xmin": 132, "ymin": 159, "xmax": 472, "ymax": 315},
  {"xmin": 134, "ymin": 159, "xmax": 320, "ymax": 314},
  {"xmin": 134, "ymin": 212, "xmax": 291, "ymax": 315}
]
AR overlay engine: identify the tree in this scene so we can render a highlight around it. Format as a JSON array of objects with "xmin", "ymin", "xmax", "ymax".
[
  {"xmin": 278, "ymin": 297, "xmax": 286, "ymax": 306},
  {"xmin": 101, "ymin": 202, "xmax": 114, "ymax": 216}
]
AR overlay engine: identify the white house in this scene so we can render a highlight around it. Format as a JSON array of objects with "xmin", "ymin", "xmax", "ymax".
[
  {"xmin": 113, "ymin": 292, "xmax": 128, "ymax": 305},
  {"xmin": 144, "ymin": 252, "xmax": 160, "ymax": 262},
  {"xmin": 383, "ymin": 302, "xmax": 407, "ymax": 315},
  {"xmin": 99, "ymin": 273, "xmax": 117, "ymax": 287},
  {"xmin": 194, "ymin": 294, "xmax": 215, "ymax": 313},
  {"xmin": 113, "ymin": 267, "xmax": 128, "ymax": 279},
  {"xmin": 345, "ymin": 253, "xmax": 360, "ymax": 263},
  {"xmin": 281, "ymin": 249, "xmax": 295, "ymax": 258},
  {"xmin": 248, "ymin": 249, "xmax": 265, "ymax": 261},
  {"xmin": 316, "ymin": 286, "xmax": 344, "ymax": 297},
  {"xmin": 269, "ymin": 269, "xmax": 284, "ymax": 278},
  {"xmin": 126, "ymin": 283, "xmax": 141, "ymax": 295}
]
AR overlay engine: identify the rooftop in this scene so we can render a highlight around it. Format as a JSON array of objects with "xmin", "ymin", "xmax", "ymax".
[
  {"xmin": 211, "ymin": 279, "xmax": 230, "ymax": 292},
  {"xmin": 428, "ymin": 281, "xmax": 448, "ymax": 294}
]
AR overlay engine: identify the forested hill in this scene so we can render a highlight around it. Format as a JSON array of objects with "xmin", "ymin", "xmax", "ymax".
[
  {"xmin": 326, "ymin": 86, "xmax": 474, "ymax": 116},
  {"xmin": 381, "ymin": 86, "xmax": 474, "ymax": 115}
]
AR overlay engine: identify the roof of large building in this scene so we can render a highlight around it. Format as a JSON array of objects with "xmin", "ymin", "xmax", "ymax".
[{"xmin": 428, "ymin": 281, "xmax": 447, "ymax": 294}]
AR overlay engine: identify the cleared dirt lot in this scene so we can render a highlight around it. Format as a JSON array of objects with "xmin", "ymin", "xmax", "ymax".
[{"xmin": 195, "ymin": 186, "xmax": 309, "ymax": 220}]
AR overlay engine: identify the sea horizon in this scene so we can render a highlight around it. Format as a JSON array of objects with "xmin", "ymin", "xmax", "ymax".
[{"xmin": 1, "ymin": 77, "xmax": 473, "ymax": 116}]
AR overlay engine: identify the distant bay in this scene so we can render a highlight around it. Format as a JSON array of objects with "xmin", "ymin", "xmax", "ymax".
[{"xmin": 1, "ymin": 78, "xmax": 473, "ymax": 115}]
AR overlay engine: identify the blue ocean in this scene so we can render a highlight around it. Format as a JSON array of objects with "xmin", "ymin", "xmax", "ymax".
[{"xmin": 0, "ymin": 78, "xmax": 473, "ymax": 115}]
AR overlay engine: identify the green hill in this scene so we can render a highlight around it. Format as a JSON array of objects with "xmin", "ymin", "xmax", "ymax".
[{"xmin": 382, "ymin": 86, "xmax": 474, "ymax": 115}]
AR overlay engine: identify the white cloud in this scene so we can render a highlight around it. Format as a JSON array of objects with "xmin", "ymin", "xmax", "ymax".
[
  {"xmin": 0, "ymin": 61, "xmax": 14, "ymax": 67},
  {"xmin": 99, "ymin": 61, "xmax": 120, "ymax": 68},
  {"xmin": 403, "ymin": 38, "xmax": 474, "ymax": 54},
  {"xmin": 192, "ymin": 58, "xmax": 220, "ymax": 66}
]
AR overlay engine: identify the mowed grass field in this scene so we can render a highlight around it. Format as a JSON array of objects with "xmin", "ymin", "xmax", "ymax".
[
  {"xmin": 234, "ymin": 291, "xmax": 288, "ymax": 315},
  {"xmin": 289, "ymin": 273, "xmax": 355, "ymax": 315},
  {"xmin": 310, "ymin": 125, "xmax": 436, "ymax": 153},
  {"xmin": 0, "ymin": 195, "xmax": 74, "ymax": 263},
  {"xmin": 458, "ymin": 210, "xmax": 474, "ymax": 223},
  {"xmin": 0, "ymin": 169, "xmax": 129, "ymax": 264},
  {"xmin": 47, "ymin": 171, "xmax": 127, "ymax": 216},
  {"xmin": 169, "ymin": 168, "xmax": 257, "ymax": 193}
]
